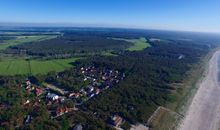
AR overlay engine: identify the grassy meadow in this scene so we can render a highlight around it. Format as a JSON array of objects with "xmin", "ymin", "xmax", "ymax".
[
  {"xmin": 112, "ymin": 37, "xmax": 151, "ymax": 51},
  {"xmin": 0, "ymin": 58, "xmax": 80, "ymax": 76}
]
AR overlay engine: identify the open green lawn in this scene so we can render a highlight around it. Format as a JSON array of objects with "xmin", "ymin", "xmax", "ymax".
[
  {"xmin": 113, "ymin": 37, "xmax": 151, "ymax": 51},
  {"xmin": 0, "ymin": 35, "xmax": 58, "ymax": 50},
  {"xmin": 0, "ymin": 58, "xmax": 80, "ymax": 76},
  {"xmin": 101, "ymin": 51, "xmax": 118, "ymax": 56}
]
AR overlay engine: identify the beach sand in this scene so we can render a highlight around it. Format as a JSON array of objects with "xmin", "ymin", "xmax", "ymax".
[{"xmin": 178, "ymin": 50, "xmax": 220, "ymax": 130}]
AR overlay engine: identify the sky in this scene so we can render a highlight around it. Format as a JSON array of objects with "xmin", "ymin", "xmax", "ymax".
[{"xmin": 0, "ymin": 0, "xmax": 220, "ymax": 33}]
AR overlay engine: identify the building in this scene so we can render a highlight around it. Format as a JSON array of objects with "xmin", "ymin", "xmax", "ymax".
[
  {"xmin": 95, "ymin": 88, "xmax": 100, "ymax": 95},
  {"xmin": 56, "ymin": 107, "xmax": 70, "ymax": 116},
  {"xmin": 24, "ymin": 115, "xmax": 32, "ymax": 124},
  {"xmin": 88, "ymin": 86, "xmax": 94, "ymax": 92},
  {"xmin": 73, "ymin": 124, "xmax": 83, "ymax": 130},
  {"xmin": 110, "ymin": 115, "xmax": 123, "ymax": 127},
  {"xmin": 26, "ymin": 80, "xmax": 31, "ymax": 86},
  {"xmin": 46, "ymin": 93, "xmax": 59, "ymax": 101},
  {"xmin": 23, "ymin": 100, "xmax": 30, "ymax": 105},
  {"xmin": 35, "ymin": 87, "xmax": 43, "ymax": 96}
]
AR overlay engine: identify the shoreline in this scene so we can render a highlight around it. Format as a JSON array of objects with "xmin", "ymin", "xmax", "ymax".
[{"xmin": 178, "ymin": 49, "xmax": 220, "ymax": 130}]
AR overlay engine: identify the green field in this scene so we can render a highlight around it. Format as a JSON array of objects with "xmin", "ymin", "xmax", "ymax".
[
  {"xmin": 101, "ymin": 51, "xmax": 118, "ymax": 56},
  {"xmin": 113, "ymin": 37, "xmax": 151, "ymax": 51},
  {"xmin": 0, "ymin": 35, "xmax": 58, "ymax": 50},
  {"xmin": 0, "ymin": 58, "xmax": 80, "ymax": 76}
]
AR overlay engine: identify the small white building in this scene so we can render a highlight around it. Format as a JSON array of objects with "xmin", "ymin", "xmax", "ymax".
[{"xmin": 46, "ymin": 93, "xmax": 59, "ymax": 101}]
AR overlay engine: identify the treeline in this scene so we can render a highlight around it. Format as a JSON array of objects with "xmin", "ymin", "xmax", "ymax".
[
  {"xmin": 0, "ymin": 36, "xmax": 16, "ymax": 43},
  {"xmin": 5, "ymin": 33, "xmax": 132, "ymax": 57}
]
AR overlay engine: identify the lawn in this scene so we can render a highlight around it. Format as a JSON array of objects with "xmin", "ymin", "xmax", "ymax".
[
  {"xmin": 0, "ymin": 35, "xmax": 57, "ymax": 50},
  {"xmin": 101, "ymin": 51, "xmax": 118, "ymax": 56},
  {"xmin": 112, "ymin": 37, "xmax": 151, "ymax": 51},
  {"xmin": 0, "ymin": 58, "xmax": 80, "ymax": 76}
]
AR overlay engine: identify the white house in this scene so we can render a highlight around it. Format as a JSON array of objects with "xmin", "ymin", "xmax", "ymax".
[{"xmin": 46, "ymin": 93, "xmax": 59, "ymax": 101}]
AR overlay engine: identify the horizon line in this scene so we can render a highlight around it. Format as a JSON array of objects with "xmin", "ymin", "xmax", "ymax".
[{"xmin": 0, "ymin": 21, "xmax": 220, "ymax": 34}]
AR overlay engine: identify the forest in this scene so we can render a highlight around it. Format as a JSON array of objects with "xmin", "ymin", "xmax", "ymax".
[
  {"xmin": 5, "ymin": 33, "xmax": 132, "ymax": 57},
  {"xmin": 0, "ymin": 36, "xmax": 16, "ymax": 43}
]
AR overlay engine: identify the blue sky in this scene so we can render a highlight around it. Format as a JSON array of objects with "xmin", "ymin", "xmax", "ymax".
[{"xmin": 0, "ymin": 0, "xmax": 220, "ymax": 32}]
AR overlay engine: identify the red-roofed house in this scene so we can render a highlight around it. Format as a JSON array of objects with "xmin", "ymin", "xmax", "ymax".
[{"xmin": 35, "ymin": 87, "xmax": 43, "ymax": 96}]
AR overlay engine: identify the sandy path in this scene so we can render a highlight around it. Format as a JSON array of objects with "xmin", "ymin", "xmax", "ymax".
[
  {"xmin": 178, "ymin": 50, "xmax": 220, "ymax": 130},
  {"xmin": 130, "ymin": 124, "xmax": 149, "ymax": 130}
]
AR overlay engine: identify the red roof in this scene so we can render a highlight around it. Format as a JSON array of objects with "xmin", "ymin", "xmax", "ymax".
[
  {"xmin": 35, "ymin": 88, "xmax": 43, "ymax": 96},
  {"xmin": 56, "ymin": 107, "xmax": 70, "ymax": 116},
  {"xmin": 112, "ymin": 115, "xmax": 123, "ymax": 126}
]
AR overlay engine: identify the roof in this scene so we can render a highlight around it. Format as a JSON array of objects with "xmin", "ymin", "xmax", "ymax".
[
  {"xmin": 35, "ymin": 87, "xmax": 43, "ymax": 96},
  {"xmin": 111, "ymin": 115, "xmax": 123, "ymax": 126},
  {"xmin": 73, "ymin": 124, "xmax": 82, "ymax": 130},
  {"xmin": 47, "ymin": 93, "xmax": 59, "ymax": 99}
]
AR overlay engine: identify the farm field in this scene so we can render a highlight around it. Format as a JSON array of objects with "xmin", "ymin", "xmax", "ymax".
[
  {"xmin": 113, "ymin": 37, "xmax": 151, "ymax": 51},
  {"xmin": 0, "ymin": 35, "xmax": 58, "ymax": 50},
  {"xmin": 0, "ymin": 58, "xmax": 80, "ymax": 75}
]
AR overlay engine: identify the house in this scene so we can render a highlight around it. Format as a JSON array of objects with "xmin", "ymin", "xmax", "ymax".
[
  {"xmin": 75, "ymin": 93, "xmax": 81, "ymax": 98},
  {"xmin": 46, "ymin": 93, "xmax": 59, "ymax": 101},
  {"xmin": 88, "ymin": 93, "xmax": 95, "ymax": 98},
  {"xmin": 72, "ymin": 124, "xmax": 83, "ymax": 130},
  {"xmin": 24, "ymin": 100, "xmax": 30, "ymax": 105},
  {"xmin": 69, "ymin": 92, "xmax": 81, "ymax": 98},
  {"xmin": 83, "ymin": 77, "xmax": 87, "ymax": 81},
  {"xmin": 105, "ymin": 86, "xmax": 110, "ymax": 89},
  {"xmin": 80, "ymin": 89, "xmax": 87, "ymax": 95},
  {"xmin": 123, "ymin": 73, "xmax": 125, "ymax": 78},
  {"xmin": 110, "ymin": 115, "xmax": 123, "ymax": 127},
  {"xmin": 56, "ymin": 107, "xmax": 70, "ymax": 116},
  {"xmin": 102, "ymin": 76, "xmax": 107, "ymax": 80},
  {"xmin": 47, "ymin": 101, "xmax": 52, "ymax": 106},
  {"xmin": 88, "ymin": 86, "xmax": 94, "ymax": 92},
  {"xmin": 69, "ymin": 92, "xmax": 76, "ymax": 97},
  {"xmin": 33, "ymin": 101, "xmax": 40, "ymax": 107},
  {"xmin": 24, "ymin": 115, "xmax": 32, "ymax": 125},
  {"xmin": 26, "ymin": 87, "xmax": 32, "ymax": 93},
  {"xmin": 26, "ymin": 80, "xmax": 31, "ymax": 87},
  {"xmin": 35, "ymin": 87, "xmax": 43, "ymax": 96},
  {"xmin": 59, "ymin": 97, "xmax": 65, "ymax": 103},
  {"xmin": 95, "ymin": 88, "xmax": 100, "ymax": 95}
]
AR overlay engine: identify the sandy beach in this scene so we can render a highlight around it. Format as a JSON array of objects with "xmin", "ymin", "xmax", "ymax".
[{"xmin": 178, "ymin": 50, "xmax": 220, "ymax": 130}]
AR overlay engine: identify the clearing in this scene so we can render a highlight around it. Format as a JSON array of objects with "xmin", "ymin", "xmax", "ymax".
[
  {"xmin": 0, "ymin": 58, "xmax": 80, "ymax": 76},
  {"xmin": 112, "ymin": 37, "xmax": 151, "ymax": 51}
]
